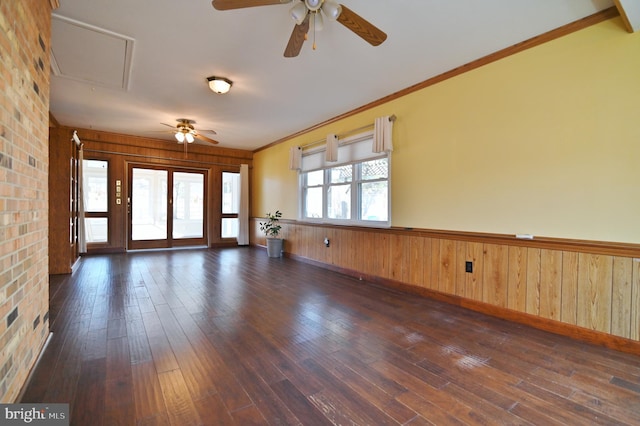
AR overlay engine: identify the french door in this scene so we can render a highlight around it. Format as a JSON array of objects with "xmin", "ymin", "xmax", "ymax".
[{"xmin": 127, "ymin": 165, "xmax": 207, "ymax": 250}]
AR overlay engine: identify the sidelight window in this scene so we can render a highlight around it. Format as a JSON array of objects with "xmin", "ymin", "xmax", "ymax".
[
  {"xmin": 83, "ymin": 159, "xmax": 109, "ymax": 243},
  {"xmin": 221, "ymin": 171, "xmax": 240, "ymax": 238}
]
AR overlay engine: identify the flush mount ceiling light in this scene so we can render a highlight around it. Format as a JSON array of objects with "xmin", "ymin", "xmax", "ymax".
[{"xmin": 207, "ymin": 76, "xmax": 233, "ymax": 94}]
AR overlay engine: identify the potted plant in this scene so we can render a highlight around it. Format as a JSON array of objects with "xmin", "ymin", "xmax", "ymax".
[{"xmin": 259, "ymin": 210, "xmax": 283, "ymax": 257}]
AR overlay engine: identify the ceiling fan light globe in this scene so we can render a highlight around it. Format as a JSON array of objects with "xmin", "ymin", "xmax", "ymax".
[
  {"xmin": 322, "ymin": 0, "xmax": 341, "ymax": 19},
  {"xmin": 185, "ymin": 133, "xmax": 195, "ymax": 143},
  {"xmin": 305, "ymin": 0, "xmax": 322, "ymax": 12},
  {"xmin": 290, "ymin": 2, "xmax": 308, "ymax": 25},
  {"xmin": 175, "ymin": 132, "xmax": 185, "ymax": 143}
]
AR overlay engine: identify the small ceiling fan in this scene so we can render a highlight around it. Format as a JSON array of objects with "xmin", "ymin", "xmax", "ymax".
[
  {"xmin": 211, "ymin": 0, "xmax": 387, "ymax": 57},
  {"xmin": 160, "ymin": 119, "xmax": 219, "ymax": 145}
]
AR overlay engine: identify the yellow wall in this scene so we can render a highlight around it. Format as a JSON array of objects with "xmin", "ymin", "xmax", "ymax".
[{"xmin": 253, "ymin": 18, "xmax": 640, "ymax": 244}]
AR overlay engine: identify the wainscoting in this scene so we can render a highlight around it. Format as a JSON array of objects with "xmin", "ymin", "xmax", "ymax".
[{"xmin": 252, "ymin": 219, "xmax": 640, "ymax": 353}]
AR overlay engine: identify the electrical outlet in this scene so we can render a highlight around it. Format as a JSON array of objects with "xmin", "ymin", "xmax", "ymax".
[
  {"xmin": 324, "ymin": 237, "xmax": 330, "ymax": 247},
  {"xmin": 465, "ymin": 261, "xmax": 473, "ymax": 273}
]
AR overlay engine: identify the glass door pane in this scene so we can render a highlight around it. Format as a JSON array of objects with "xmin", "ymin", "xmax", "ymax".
[
  {"xmin": 84, "ymin": 160, "xmax": 108, "ymax": 212},
  {"xmin": 82, "ymin": 159, "xmax": 109, "ymax": 244},
  {"xmin": 173, "ymin": 172, "xmax": 204, "ymax": 239},
  {"xmin": 131, "ymin": 168, "xmax": 167, "ymax": 241},
  {"xmin": 221, "ymin": 172, "xmax": 239, "ymax": 238}
]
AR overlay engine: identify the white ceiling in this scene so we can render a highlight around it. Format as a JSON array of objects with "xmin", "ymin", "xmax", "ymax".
[{"xmin": 50, "ymin": 0, "xmax": 615, "ymax": 151}]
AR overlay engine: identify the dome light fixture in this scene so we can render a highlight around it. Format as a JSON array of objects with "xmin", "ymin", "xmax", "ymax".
[{"xmin": 207, "ymin": 76, "xmax": 233, "ymax": 94}]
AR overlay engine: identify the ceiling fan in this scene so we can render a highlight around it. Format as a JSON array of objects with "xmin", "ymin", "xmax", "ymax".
[
  {"xmin": 160, "ymin": 119, "xmax": 219, "ymax": 145},
  {"xmin": 211, "ymin": 0, "xmax": 387, "ymax": 57}
]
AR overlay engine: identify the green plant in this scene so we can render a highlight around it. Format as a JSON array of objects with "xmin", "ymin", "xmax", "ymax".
[{"xmin": 259, "ymin": 210, "xmax": 282, "ymax": 238}]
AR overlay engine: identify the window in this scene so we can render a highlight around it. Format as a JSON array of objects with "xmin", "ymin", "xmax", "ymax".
[
  {"xmin": 83, "ymin": 159, "xmax": 109, "ymax": 243},
  {"xmin": 221, "ymin": 172, "xmax": 240, "ymax": 238},
  {"xmin": 299, "ymin": 132, "xmax": 390, "ymax": 226}
]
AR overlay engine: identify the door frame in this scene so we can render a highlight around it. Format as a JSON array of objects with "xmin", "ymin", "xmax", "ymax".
[{"xmin": 127, "ymin": 163, "xmax": 208, "ymax": 250}]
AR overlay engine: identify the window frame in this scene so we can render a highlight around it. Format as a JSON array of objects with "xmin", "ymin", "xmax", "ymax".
[
  {"xmin": 82, "ymin": 158, "xmax": 110, "ymax": 245},
  {"xmin": 298, "ymin": 131, "xmax": 391, "ymax": 228},
  {"xmin": 221, "ymin": 170, "xmax": 240, "ymax": 239}
]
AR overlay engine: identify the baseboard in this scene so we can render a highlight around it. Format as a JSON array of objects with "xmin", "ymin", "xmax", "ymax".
[
  {"xmin": 288, "ymin": 252, "xmax": 640, "ymax": 356},
  {"xmin": 391, "ymin": 282, "xmax": 640, "ymax": 356},
  {"xmin": 15, "ymin": 332, "xmax": 53, "ymax": 402}
]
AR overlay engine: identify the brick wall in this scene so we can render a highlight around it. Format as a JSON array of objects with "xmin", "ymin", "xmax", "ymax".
[{"xmin": 0, "ymin": 0, "xmax": 55, "ymax": 402}]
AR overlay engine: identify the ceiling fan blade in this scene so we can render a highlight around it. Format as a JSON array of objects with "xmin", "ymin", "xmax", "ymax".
[
  {"xmin": 284, "ymin": 16, "xmax": 310, "ymax": 58},
  {"xmin": 211, "ymin": 0, "xmax": 291, "ymax": 11},
  {"xmin": 197, "ymin": 129, "xmax": 217, "ymax": 135},
  {"xmin": 160, "ymin": 122, "xmax": 176, "ymax": 129},
  {"xmin": 194, "ymin": 133, "xmax": 219, "ymax": 145},
  {"xmin": 336, "ymin": 5, "xmax": 387, "ymax": 46}
]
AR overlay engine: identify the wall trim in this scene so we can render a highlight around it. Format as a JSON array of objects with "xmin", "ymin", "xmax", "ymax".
[
  {"xmin": 389, "ymin": 227, "xmax": 640, "ymax": 258},
  {"xmin": 283, "ymin": 250, "xmax": 640, "ymax": 356},
  {"xmin": 255, "ymin": 7, "xmax": 620, "ymax": 153},
  {"xmin": 259, "ymin": 218, "xmax": 640, "ymax": 257},
  {"xmin": 69, "ymin": 126, "xmax": 253, "ymax": 161},
  {"xmin": 16, "ymin": 333, "xmax": 54, "ymax": 402},
  {"xmin": 49, "ymin": 112, "xmax": 59, "ymax": 127}
]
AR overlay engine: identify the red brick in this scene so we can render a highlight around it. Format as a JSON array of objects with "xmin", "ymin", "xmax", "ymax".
[{"xmin": 0, "ymin": 0, "xmax": 53, "ymax": 403}]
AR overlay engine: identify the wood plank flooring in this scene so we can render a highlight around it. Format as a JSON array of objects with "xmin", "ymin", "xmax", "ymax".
[{"xmin": 21, "ymin": 247, "xmax": 640, "ymax": 425}]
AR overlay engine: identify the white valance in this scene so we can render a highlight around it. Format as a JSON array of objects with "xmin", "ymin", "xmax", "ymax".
[
  {"xmin": 297, "ymin": 115, "xmax": 395, "ymax": 172},
  {"xmin": 301, "ymin": 131, "xmax": 382, "ymax": 172}
]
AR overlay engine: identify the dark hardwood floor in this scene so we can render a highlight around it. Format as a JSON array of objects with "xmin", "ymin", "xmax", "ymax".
[{"xmin": 21, "ymin": 247, "xmax": 640, "ymax": 425}]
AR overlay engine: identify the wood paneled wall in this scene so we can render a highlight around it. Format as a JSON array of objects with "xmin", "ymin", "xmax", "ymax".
[
  {"xmin": 251, "ymin": 219, "xmax": 640, "ymax": 350},
  {"xmin": 52, "ymin": 127, "xmax": 253, "ymax": 253}
]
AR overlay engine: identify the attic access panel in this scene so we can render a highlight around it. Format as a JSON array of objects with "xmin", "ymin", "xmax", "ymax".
[{"xmin": 51, "ymin": 14, "xmax": 134, "ymax": 90}]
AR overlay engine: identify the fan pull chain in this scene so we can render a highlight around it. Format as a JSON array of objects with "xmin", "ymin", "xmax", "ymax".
[{"xmin": 312, "ymin": 12, "xmax": 317, "ymax": 50}]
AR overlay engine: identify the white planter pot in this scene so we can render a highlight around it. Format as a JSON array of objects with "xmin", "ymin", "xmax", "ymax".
[{"xmin": 266, "ymin": 238, "xmax": 283, "ymax": 258}]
